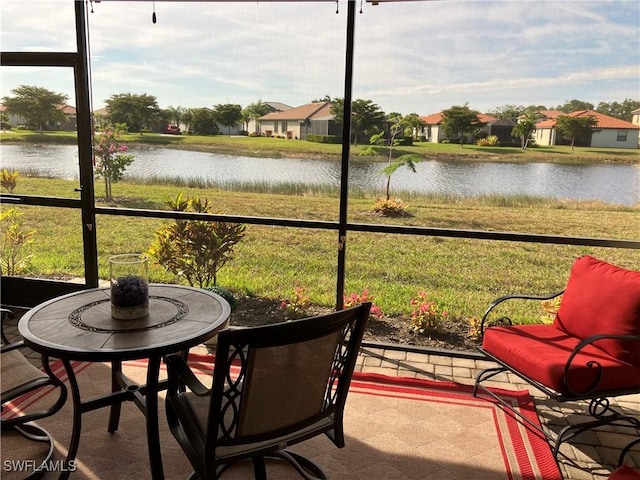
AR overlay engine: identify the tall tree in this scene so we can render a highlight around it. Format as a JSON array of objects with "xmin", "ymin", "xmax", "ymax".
[
  {"xmin": 441, "ymin": 103, "xmax": 484, "ymax": 147},
  {"xmin": 511, "ymin": 113, "xmax": 537, "ymax": 150},
  {"xmin": 596, "ymin": 99, "xmax": 640, "ymax": 122},
  {"xmin": 2, "ymin": 85, "xmax": 69, "ymax": 132},
  {"xmin": 181, "ymin": 108, "xmax": 194, "ymax": 134},
  {"xmin": 242, "ymin": 100, "xmax": 271, "ymax": 133},
  {"xmin": 213, "ymin": 103, "xmax": 243, "ymax": 136},
  {"xmin": 165, "ymin": 105, "xmax": 185, "ymax": 128},
  {"xmin": 190, "ymin": 108, "xmax": 219, "ymax": 135},
  {"xmin": 555, "ymin": 114, "xmax": 599, "ymax": 150},
  {"xmin": 331, "ymin": 98, "xmax": 385, "ymax": 146},
  {"xmin": 402, "ymin": 113, "xmax": 426, "ymax": 140},
  {"xmin": 555, "ymin": 99, "xmax": 594, "ymax": 113},
  {"xmin": 489, "ymin": 104, "xmax": 525, "ymax": 122},
  {"xmin": 105, "ymin": 93, "xmax": 161, "ymax": 134}
]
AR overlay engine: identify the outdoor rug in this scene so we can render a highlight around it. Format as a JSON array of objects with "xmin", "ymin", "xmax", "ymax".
[{"xmin": 1, "ymin": 353, "xmax": 561, "ymax": 480}]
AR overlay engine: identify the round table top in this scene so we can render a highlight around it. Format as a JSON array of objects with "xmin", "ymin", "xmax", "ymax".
[{"xmin": 18, "ymin": 284, "xmax": 231, "ymax": 362}]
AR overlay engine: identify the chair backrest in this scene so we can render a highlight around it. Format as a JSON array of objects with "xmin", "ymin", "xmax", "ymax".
[
  {"xmin": 553, "ymin": 255, "xmax": 640, "ymax": 366},
  {"xmin": 207, "ymin": 302, "xmax": 371, "ymax": 449}
]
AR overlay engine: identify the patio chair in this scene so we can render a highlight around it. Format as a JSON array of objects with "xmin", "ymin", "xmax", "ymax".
[
  {"xmin": 473, "ymin": 255, "xmax": 640, "ymax": 457},
  {"xmin": 165, "ymin": 302, "xmax": 371, "ymax": 480},
  {"xmin": 1, "ymin": 308, "xmax": 68, "ymax": 479}
]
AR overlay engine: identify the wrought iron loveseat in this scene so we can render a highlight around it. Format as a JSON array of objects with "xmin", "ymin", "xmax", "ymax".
[{"xmin": 474, "ymin": 255, "xmax": 640, "ymax": 457}]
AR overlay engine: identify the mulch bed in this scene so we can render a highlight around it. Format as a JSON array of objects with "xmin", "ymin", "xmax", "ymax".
[{"xmin": 229, "ymin": 296, "xmax": 480, "ymax": 352}]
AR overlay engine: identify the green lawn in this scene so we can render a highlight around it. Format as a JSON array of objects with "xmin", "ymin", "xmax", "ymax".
[{"xmin": 5, "ymin": 175, "xmax": 639, "ymax": 327}]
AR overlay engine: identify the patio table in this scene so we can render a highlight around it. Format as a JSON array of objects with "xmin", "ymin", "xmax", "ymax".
[{"xmin": 18, "ymin": 284, "xmax": 231, "ymax": 480}]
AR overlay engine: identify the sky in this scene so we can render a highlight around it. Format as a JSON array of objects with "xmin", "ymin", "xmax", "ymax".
[{"xmin": 1, "ymin": 0, "xmax": 639, "ymax": 116}]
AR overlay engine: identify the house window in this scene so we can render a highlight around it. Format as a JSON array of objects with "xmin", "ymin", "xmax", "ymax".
[
  {"xmin": 274, "ymin": 122, "xmax": 279, "ymax": 134},
  {"xmin": 281, "ymin": 121, "xmax": 288, "ymax": 132},
  {"xmin": 617, "ymin": 131, "xmax": 627, "ymax": 142}
]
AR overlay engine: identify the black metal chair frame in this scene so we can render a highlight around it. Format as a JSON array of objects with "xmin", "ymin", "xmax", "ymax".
[
  {"xmin": 165, "ymin": 303, "xmax": 371, "ymax": 480},
  {"xmin": 1, "ymin": 308, "xmax": 68, "ymax": 480},
  {"xmin": 473, "ymin": 292, "xmax": 640, "ymax": 458}
]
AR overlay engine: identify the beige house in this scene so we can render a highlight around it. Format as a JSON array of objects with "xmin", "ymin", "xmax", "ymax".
[
  {"xmin": 419, "ymin": 112, "xmax": 513, "ymax": 143},
  {"xmin": 258, "ymin": 101, "xmax": 339, "ymax": 140},
  {"xmin": 632, "ymin": 108, "xmax": 640, "ymax": 143},
  {"xmin": 534, "ymin": 110, "xmax": 640, "ymax": 149}
]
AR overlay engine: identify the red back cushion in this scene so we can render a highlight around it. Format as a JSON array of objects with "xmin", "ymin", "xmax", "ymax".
[{"xmin": 554, "ymin": 256, "xmax": 640, "ymax": 366}]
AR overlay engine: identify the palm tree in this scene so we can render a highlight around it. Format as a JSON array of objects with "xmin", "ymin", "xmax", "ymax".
[{"xmin": 512, "ymin": 115, "xmax": 537, "ymax": 150}]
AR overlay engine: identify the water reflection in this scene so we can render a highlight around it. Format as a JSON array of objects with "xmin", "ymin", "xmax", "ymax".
[{"xmin": 4, "ymin": 144, "xmax": 639, "ymax": 206}]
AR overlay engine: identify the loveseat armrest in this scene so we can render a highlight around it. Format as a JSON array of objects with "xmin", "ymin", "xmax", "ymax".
[
  {"xmin": 565, "ymin": 333, "xmax": 640, "ymax": 397},
  {"xmin": 479, "ymin": 290, "xmax": 564, "ymax": 339}
]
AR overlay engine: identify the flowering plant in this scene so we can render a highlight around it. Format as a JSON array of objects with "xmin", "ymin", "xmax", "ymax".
[
  {"xmin": 343, "ymin": 289, "xmax": 383, "ymax": 320},
  {"xmin": 410, "ymin": 291, "xmax": 448, "ymax": 333},
  {"xmin": 94, "ymin": 123, "xmax": 135, "ymax": 201},
  {"xmin": 280, "ymin": 287, "xmax": 311, "ymax": 320}
]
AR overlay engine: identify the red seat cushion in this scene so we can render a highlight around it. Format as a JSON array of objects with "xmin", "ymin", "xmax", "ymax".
[
  {"xmin": 609, "ymin": 465, "xmax": 640, "ymax": 480},
  {"xmin": 554, "ymin": 256, "xmax": 640, "ymax": 366},
  {"xmin": 482, "ymin": 324, "xmax": 640, "ymax": 396}
]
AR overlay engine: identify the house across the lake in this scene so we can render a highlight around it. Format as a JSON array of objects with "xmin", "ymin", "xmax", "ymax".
[
  {"xmin": 534, "ymin": 110, "xmax": 640, "ymax": 149},
  {"xmin": 258, "ymin": 101, "xmax": 340, "ymax": 140},
  {"xmin": 1, "ymin": 103, "xmax": 77, "ymax": 131},
  {"xmin": 419, "ymin": 112, "xmax": 516, "ymax": 144}
]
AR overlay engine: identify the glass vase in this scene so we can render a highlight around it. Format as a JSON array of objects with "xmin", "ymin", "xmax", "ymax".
[{"xmin": 109, "ymin": 254, "xmax": 149, "ymax": 320}]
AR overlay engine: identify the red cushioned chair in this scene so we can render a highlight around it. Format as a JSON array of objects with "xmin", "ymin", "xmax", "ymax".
[
  {"xmin": 473, "ymin": 256, "xmax": 640, "ymax": 457},
  {"xmin": 609, "ymin": 438, "xmax": 640, "ymax": 480}
]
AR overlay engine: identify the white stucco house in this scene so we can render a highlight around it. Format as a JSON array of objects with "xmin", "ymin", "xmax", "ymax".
[
  {"xmin": 534, "ymin": 110, "xmax": 640, "ymax": 149},
  {"xmin": 258, "ymin": 101, "xmax": 339, "ymax": 140},
  {"xmin": 632, "ymin": 108, "xmax": 640, "ymax": 143},
  {"xmin": 419, "ymin": 112, "xmax": 515, "ymax": 144}
]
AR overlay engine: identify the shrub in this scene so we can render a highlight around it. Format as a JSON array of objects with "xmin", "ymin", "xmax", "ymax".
[
  {"xmin": 305, "ymin": 134, "xmax": 342, "ymax": 144},
  {"xmin": 409, "ymin": 291, "xmax": 448, "ymax": 333},
  {"xmin": 148, "ymin": 193, "xmax": 246, "ymax": 288},
  {"xmin": 372, "ymin": 198, "xmax": 407, "ymax": 216},
  {"xmin": 467, "ymin": 316, "xmax": 482, "ymax": 340},
  {"xmin": 343, "ymin": 289, "xmax": 383, "ymax": 320},
  {"xmin": 204, "ymin": 285, "xmax": 238, "ymax": 312},
  {"xmin": 476, "ymin": 135, "xmax": 499, "ymax": 146},
  {"xmin": 1, "ymin": 169, "xmax": 19, "ymax": 192},
  {"xmin": 0, "ymin": 208, "xmax": 36, "ymax": 276},
  {"xmin": 540, "ymin": 296, "xmax": 562, "ymax": 324},
  {"xmin": 280, "ymin": 287, "xmax": 311, "ymax": 320}
]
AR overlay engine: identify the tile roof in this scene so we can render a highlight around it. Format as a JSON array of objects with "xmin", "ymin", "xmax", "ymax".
[
  {"xmin": 569, "ymin": 110, "xmax": 640, "ymax": 129},
  {"xmin": 537, "ymin": 110, "xmax": 565, "ymax": 119},
  {"xmin": 260, "ymin": 102, "xmax": 332, "ymax": 121},
  {"xmin": 536, "ymin": 110, "xmax": 640, "ymax": 130},
  {"xmin": 421, "ymin": 112, "xmax": 443, "ymax": 124},
  {"xmin": 420, "ymin": 111, "xmax": 497, "ymax": 125}
]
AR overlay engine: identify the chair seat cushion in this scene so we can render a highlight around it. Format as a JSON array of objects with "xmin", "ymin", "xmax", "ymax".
[
  {"xmin": 609, "ymin": 465, "xmax": 640, "ymax": 480},
  {"xmin": 482, "ymin": 324, "xmax": 640, "ymax": 396},
  {"xmin": 1, "ymin": 350, "xmax": 49, "ymax": 394},
  {"xmin": 554, "ymin": 256, "xmax": 640, "ymax": 366}
]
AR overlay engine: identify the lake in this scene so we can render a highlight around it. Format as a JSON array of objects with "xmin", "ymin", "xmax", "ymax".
[{"xmin": 2, "ymin": 144, "xmax": 639, "ymax": 206}]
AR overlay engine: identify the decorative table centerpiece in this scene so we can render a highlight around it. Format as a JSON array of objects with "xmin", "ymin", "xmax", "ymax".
[{"xmin": 109, "ymin": 254, "xmax": 149, "ymax": 319}]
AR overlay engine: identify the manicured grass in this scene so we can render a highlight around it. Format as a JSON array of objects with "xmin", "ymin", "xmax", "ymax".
[{"xmin": 6, "ymin": 175, "xmax": 640, "ymax": 327}]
